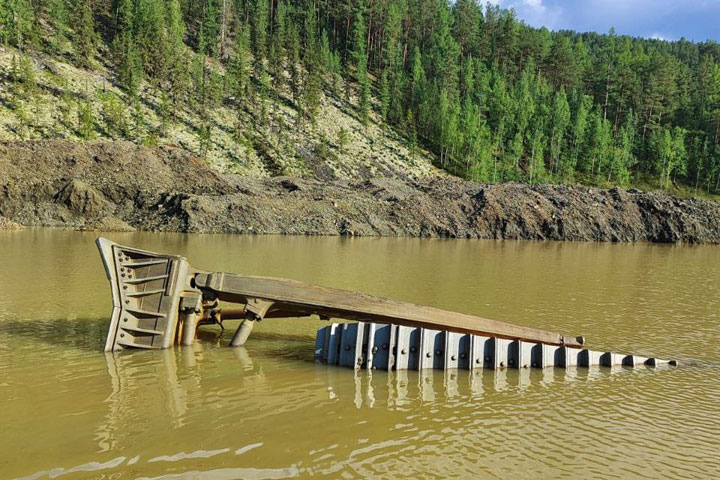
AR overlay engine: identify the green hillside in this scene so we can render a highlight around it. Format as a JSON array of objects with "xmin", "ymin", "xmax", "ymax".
[{"xmin": 2, "ymin": 0, "xmax": 720, "ymax": 194}]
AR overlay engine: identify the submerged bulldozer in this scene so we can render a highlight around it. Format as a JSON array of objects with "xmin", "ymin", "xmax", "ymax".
[{"xmin": 97, "ymin": 237, "xmax": 677, "ymax": 370}]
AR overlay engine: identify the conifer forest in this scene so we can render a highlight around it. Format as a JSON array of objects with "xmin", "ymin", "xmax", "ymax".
[{"xmin": 3, "ymin": 0, "xmax": 720, "ymax": 193}]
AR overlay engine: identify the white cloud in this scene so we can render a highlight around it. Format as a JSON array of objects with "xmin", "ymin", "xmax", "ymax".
[
  {"xmin": 500, "ymin": 0, "xmax": 562, "ymax": 30},
  {"xmin": 649, "ymin": 33, "xmax": 672, "ymax": 41},
  {"xmin": 523, "ymin": 0, "xmax": 544, "ymax": 9}
]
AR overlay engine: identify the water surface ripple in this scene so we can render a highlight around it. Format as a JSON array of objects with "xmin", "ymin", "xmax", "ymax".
[{"xmin": 1, "ymin": 230, "xmax": 718, "ymax": 479}]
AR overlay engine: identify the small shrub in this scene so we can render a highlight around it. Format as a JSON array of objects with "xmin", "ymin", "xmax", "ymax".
[{"xmin": 77, "ymin": 100, "xmax": 96, "ymax": 140}]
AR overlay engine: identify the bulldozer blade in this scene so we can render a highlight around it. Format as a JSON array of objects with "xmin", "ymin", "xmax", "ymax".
[
  {"xmin": 97, "ymin": 237, "xmax": 194, "ymax": 352},
  {"xmin": 97, "ymin": 237, "xmax": 588, "ymax": 352}
]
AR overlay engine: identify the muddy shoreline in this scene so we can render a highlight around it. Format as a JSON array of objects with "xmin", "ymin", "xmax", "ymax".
[{"xmin": 2, "ymin": 140, "xmax": 719, "ymax": 243}]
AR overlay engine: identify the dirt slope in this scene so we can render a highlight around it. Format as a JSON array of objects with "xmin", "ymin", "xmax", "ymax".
[
  {"xmin": 0, "ymin": 48, "xmax": 438, "ymax": 180},
  {"xmin": 1, "ymin": 140, "xmax": 719, "ymax": 243}
]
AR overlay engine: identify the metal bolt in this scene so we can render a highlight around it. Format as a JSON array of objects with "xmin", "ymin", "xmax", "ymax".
[
  {"xmin": 426, "ymin": 352, "xmax": 432, "ymax": 358},
  {"xmin": 382, "ymin": 343, "xmax": 388, "ymax": 350},
  {"xmin": 124, "ymin": 300, "xmax": 129, "ymax": 304},
  {"xmin": 120, "ymin": 333, "xmax": 125, "ymax": 338},
  {"xmin": 121, "ymin": 273, "xmax": 125, "ymax": 278},
  {"xmin": 401, "ymin": 348, "xmax": 407, "ymax": 355},
  {"xmin": 344, "ymin": 345, "xmax": 351, "ymax": 351},
  {"xmin": 460, "ymin": 353, "xmax": 466, "ymax": 359},
  {"xmin": 485, "ymin": 355, "xmax": 491, "ymax": 362},
  {"xmin": 410, "ymin": 347, "xmax": 416, "ymax": 353},
  {"xmin": 476, "ymin": 358, "xmax": 481, "ymax": 364},
  {"xmin": 435, "ymin": 349, "xmax": 442, "ymax": 356},
  {"xmin": 451, "ymin": 355, "xmax": 457, "ymax": 361},
  {"xmin": 509, "ymin": 359, "xmax": 515, "ymax": 366},
  {"xmin": 371, "ymin": 346, "xmax": 379, "ymax": 354},
  {"xmin": 123, "ymin": 318, "xmax": 128, "ymax": 322},
  {"xmin": 122, "ymin": 285, "xmax": 128, "ymax": 290},
  {"xmin": 500, "ymin": 361, "xmax": 505, "ymax": 367},
  {"xmin": 532, "ymin": 362, "xmax": 538, "ymax": 368}
]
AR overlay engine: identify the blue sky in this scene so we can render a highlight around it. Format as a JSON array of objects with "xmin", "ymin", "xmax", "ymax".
[{"xmin": 489, "ymin": 0, "xmax": 720, "ymax": 42}]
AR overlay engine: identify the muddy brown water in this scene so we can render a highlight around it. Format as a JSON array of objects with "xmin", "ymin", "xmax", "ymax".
[{"xmin": 0, "ymin": 230, "xmax": 718, "ymax": 479}]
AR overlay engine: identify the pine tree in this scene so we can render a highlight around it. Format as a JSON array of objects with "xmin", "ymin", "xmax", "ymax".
[
  {"xmin": 548, "ymin": 36, "xmax": 576, "ymax": 89},
  {"xmin": 228, "ymin": 25, "xmax": 252, "ymax": 104},
  {"xmin": 297, "ymin": 2, "xmax": 323, "ymax": 124},
  {"xmin": 549, "ymin": 88, "xmax": 570, "ymax": 175},
  {"xmin": 379, "ymin": 70, "xmax": 390, "ymax": 121},
  {"xmin": 429, "ymin": 3, "xmax": 460, "ymax": 95},
  {"xmin": 3, "ymin": 0, "xmax": 34, "ymax": 49},
  {"xmin": 73, "ymin": 0, "xmax": 98, "ymax": 67},
  {"xmin": 77, "ymin": 100, "xmax": 96, "ymax": 139},
  {"xmin": 15, "ymin": 53, "xmax": 38, "ymax": 101},
  {"xmin": 112, "ymin": 0, "xmax": 133, "ymax": 37},
  {"xmin": 611, "ymin": 109, "xmax": 636, "ymax": 185},
  {"xmin": 199, "ymin": 0, "xmax": 220, "ymax": 57},
  {"xmin": 707, "ymin": 63, "xmax": 720, "ymax": 148},
  {"xmin": 337, "ymin": 127, "xmax": 350, "ymax": 153},
  {"xmin": 166, "ymin": 0, "xmax": 188, "ymax": 113},
  {"xmin": 351, "ymin": 2, "xmax": 370, "ymax": 125},
  {"xmin": 270, "ymin": 1, "xmax": 287, "ymax": 94},
  {"xmin": 568, "ymin": 94, "xmax": 591, "ymax": 181},
  {"xmin": 640, "ymin": 54, "xmax": 677, "ymax": 141},
  {"xmin": 252, "ymin": 0, "xmax": 269, "ymax": 76},
  {"xmin": 383, "ymin": 0, "xmax": 403, "ymax": 70},
  {"xmin": 113, "ymin": 32, "xmax": 143, "ymax": 91},
  {"xmin": 458, "ymin": 98, "xmax": 481, "ymax": 177},
  {"xmin": 453, "ymin": 0, "xmax": 478, "ymax": 58},
  {"xmin": 100, "ymin": 92, "xmax": 129, "ymax": 139},
  {"xmin": 585, "ymin": 110, "xmax": 613, "ymax": 179},
  {"xmin": 320, "ymin": 30, "xmax": 332, "ymax": 71},
  {"xmin": 137, "ymin": 0, "xmax": 169, "ymax": 80},
  {"xmin": 303, "ymin": 0, "xmax": 317, "ymax": 61},
  {"xmin": 655, "ymin": 127, "xmax": 687, "ymax": 188},
  {"xmin": 47, "ymin": 0, "xmax": 69, "ymax": 52},
  {"xmin": 251, "ymin": 0, "xmax": 270, "ymax": 124},
  {"xmin": 287, "ymin": 22, "xmax": 302, "ymax": 104},
  {"xmin": 529, "ymin": 127, "xmax": 546, "ymax": 184},
  {"xmin": 410, "ymin": 47, "xmax": 425, "ymax": 111}
]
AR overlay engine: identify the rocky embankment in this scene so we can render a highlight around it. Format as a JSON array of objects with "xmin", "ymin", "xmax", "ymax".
[{"xmin": 1, "ymin": 140, "xmax": 719, "ymax": 243}]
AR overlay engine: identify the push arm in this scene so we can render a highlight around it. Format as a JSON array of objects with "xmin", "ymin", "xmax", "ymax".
[{"xmin": 193, "ymin": 272, "xmax": 584, "ymax": 348}]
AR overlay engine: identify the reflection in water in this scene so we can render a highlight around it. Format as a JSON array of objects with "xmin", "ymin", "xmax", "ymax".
[
  {"xmin": 135, "ymin": 466, "xmax": 300, "ymax": 480},
  {"xmin": 100, "ymin": 348, "xmax": 193, "ymax": 451},
  {"xmin": 13, "ymin": 343, "xmax": 661, "ymax": 480},
  {"xmin": 148, "ymin": 449, "xmax": 231, "ymax": 462},
  {"xmin": 318, "ymin": 360, "xmax": 658, "ymax": 409},
  {"xmin": 14, "ymin": 457, "xmax": 127, "ymax": 480},
  {"xmin": 16, "ymin": 458, "xmax": 299, "ymax": 480},
  {"xmin": 235, "ymin": 443, "xmax": 264, "ymax": 456},
  {"xmin": 5, "ymin": 329, "xmax": 716, "ymax": 480},
  {"xmin": 2, "ymin": 230, "xmax": 720, "ymax": 479},
  {"xmin": 100, "ymin": 345, "xmax": 646, "ymax": 437}
]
